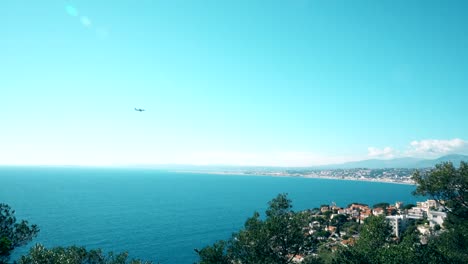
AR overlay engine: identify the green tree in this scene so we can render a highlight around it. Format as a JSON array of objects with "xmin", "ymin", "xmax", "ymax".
[
  {"xmin": 372, "ymin": 202, "xmax": 389, "ymax": 209},
  {"xmin": 196, "ymin": 194, "xmax": 316, "ymax": 264},
  {"xmin": 354, "ymin": 215, "xmax": 392, "ymax": 261},
  {"xmin": 412, "ymin": 161, "xmax": 468, "ymax": 226},
  {"xmin": 377, "ymin": 228, "xmax": 428, "ymax": 264},
  {"xmin": 412, "ymin": 161, "xmax": 468, "ymax": 263},
  {"xmin": 0, "ymin": 203, "xmax": 39, "ymax": 264},
  {"xmin": 322, "ymin": 211, "xmax": 332, "ymax": 221},
  {"xmin": 331, "ymin": 247, "xmax": 369, "ymax": 264},
  {"xmin": 402, "ymin": 203, "xmax": 415, "ymax": 210},
  {"xmin": 341, "ymin": 221, "xmax": 360, "ymax": 236},
  {"xmin": 331, "ymin": 215, "xmax": 392, "ymax": 264},
  {"xmin": 330, "ymin": 214, "xmax": 348, "ymax": 230},
  {"xmin": 194, "ymin": 240, "xmax": 230, "ymax": 264},
  {"xmin": 18, "ymin": 244, "xmax": 152, "ymax": 264}
]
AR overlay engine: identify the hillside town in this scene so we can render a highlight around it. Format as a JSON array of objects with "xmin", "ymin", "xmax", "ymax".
[
  {"xmin": 239, "ymin": 168, "xmax": 430, "ymax": 184},
  {"xmin": 290, "ymin": 199, "xmax": 448, "ymax": 263}
]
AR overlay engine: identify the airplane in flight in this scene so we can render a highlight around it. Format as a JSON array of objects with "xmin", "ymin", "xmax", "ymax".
[{"xmin": 134, "ymin": 108, "xmax": 145, "ymax": 112}]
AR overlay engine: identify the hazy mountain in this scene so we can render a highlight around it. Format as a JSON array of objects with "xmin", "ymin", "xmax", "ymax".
[
  {"xmin": 415, "ymin": 154, "xmax": 468, "ymax": 168},
  {"xmin": 124, "ymin": 154, "xmax": 468, "ymax": 172},
  {"xmin": 317, "ymin": 154, "xmax": 468, "ymax": 169}
]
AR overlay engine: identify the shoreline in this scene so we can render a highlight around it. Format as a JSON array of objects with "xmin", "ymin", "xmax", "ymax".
[{"xmin": 171, "ymin": 170, "xmax": 416, "ymax": 186}]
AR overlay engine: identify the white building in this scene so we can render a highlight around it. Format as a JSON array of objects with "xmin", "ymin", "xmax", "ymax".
[
  {"xmin": 386, "ymin": 215, "xmax": 409, "ymax": 237},
  {"xmin": 395, "ymin": 201, "xmax": 404, "ymax": 209},
  {"xmin": 407, "ymin": 207, "xmax": 426, "ymax": 219},
  {"xmin": 417, "ymin": 200, "xmax": 438, "ymax": 210},
  {"xmin": 427, "ymin": 211, "xmax": 447, "ymax": 227},
  {"xmin": 417, "ymin": 225, "xmax": 431, "ymax": 236}
]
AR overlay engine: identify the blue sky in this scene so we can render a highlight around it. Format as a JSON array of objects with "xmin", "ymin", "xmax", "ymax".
[{"xmin": 1, "ymin": 0, "xmax": 467, "ymax": 166}]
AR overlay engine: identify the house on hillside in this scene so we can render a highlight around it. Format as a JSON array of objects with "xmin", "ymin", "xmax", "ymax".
[
  {"xmin": 427, "ymin": 211, "xmax": 447, "ymax": 227},
  {"xmin": 407, "ymin": 207, "xmax": 426, "ymax": 219},
  {"xmin": 386, "ymin": 215, "xmax": 409, "ymax": 237},
  {"xmin": 321, "ymin": 206, "xmax": 330, "ymax": 213},
  {"xmin": 372, "ymin": 207, "xmax": 385, "ymax": 216}
]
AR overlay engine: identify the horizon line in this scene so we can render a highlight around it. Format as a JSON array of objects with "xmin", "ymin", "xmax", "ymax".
[{"xmin": 0, "ymin": 153, "xmax": 466, "ymax": 169}]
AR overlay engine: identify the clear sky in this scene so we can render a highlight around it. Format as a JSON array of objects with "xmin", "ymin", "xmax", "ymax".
[{"xmin": 1, "ymin": 0, "xmax": 467, "ymax": 166}]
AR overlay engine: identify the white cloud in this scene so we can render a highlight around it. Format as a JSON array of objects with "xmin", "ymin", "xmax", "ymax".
[
  {"xmin": 3, "ymin": 138, "xmax": 465, "ymax": 167},
  {"xmin": 368, "ymin": 138, "xmax": 468, "ymax": 159},
  {"xmin": 406, "ymin": 138, "xmax": 468, "ymax": 157},
  {"xmin": 367, "ymin": 147, "xmax": 397, "ymax": 159}
]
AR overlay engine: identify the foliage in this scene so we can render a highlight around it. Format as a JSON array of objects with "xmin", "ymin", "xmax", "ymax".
[
  {"xmin": 331, "ymin": 247, "xmax": 369, "ymax": 264},
  {"xmin": 345, "ymin": 215, "xmax": 392, "ymax": 263},
  {"xmin": 340, "ymin": 221, "xmax": 360, "ymax": 235},
  {"xmin": 312, "ymin": 230, "xmax": 330, "ymax": 240},
  {"xmin": 303, "ymin": 255, "xmax": 325, "ymax": 264},
  {"xmin": 330, "ymin": 218, "xmax": 431, "ymax": 264},
  {"xmin": 310, "ymin": 208, "xmax": 320, "ymax": 214},
  {"xmin": 18, "ymin": 244, "xmax": 153, "ymax": 264},
  {"xmin": 194, "ymin": 240, "xmax": 230, "ymax": 264},
  {"xmin": 330, "ymin": 162, "xmax": 468, "ymax": 263},
  {"xmin": 322, "ymin": 211, "xmax": 332, "ymax": 220},
  {"xmin": 3, "ymin": 160, "xmax": 453, "ymax": 264},
  {"xmin": 412, "ymin": 161, "xmax": 468, "ymax": 262},
  {"xmin": 412, "ymin": 161, "xmax": 468, "ymax": 225},
  {"xmin": 329, "ymin": 214, "xmax": 348, "ymax": 229},
  {"xmin": 196, "ymin": 161, "xmax": 468, "ymax": 264},
  {"xmin": 0, "ymin": 203, "xmax": 39, "ymax": 264},
  {"xmin": 402, "ymin": 203, "xmax": 415, "ymax": 210},
  {"xmin": 357, "ymin": 216, "xmax": 391, "ymax": 249},
  {"xmin": 196, "ymin": 193, "xmax": 316, "ymax": 264},
  {"xmin": 372, "ymin": 202, "xmax": 389, "ymax": 209}
]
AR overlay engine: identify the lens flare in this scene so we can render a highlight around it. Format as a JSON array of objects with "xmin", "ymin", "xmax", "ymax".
[
  {"xmin": 65, "ymin": 5, "xmax": 78, "ymax": 17},
  {"xmin": 80, "ymin": 16, "xmax": 92, "ymax": 27}
]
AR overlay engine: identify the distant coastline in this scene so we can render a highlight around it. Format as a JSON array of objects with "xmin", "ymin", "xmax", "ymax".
[{"xmin": 172, "ymin": 170, "xmax": 416, "ymax": 185}]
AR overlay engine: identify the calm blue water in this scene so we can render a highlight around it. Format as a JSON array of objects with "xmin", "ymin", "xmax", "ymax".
[{"xmin": 0, "ymin": 167, "xmax": 421, "ymax": 263}]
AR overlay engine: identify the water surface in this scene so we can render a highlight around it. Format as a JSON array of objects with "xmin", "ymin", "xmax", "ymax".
[{"xmin": 0, "ymin": 167, "xmax": 421, "ymax": 263}]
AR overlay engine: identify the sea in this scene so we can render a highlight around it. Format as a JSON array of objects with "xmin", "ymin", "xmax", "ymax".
[{"xmin": 0, "ymin": 167, "xmax": 422, "ymax": 263}]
